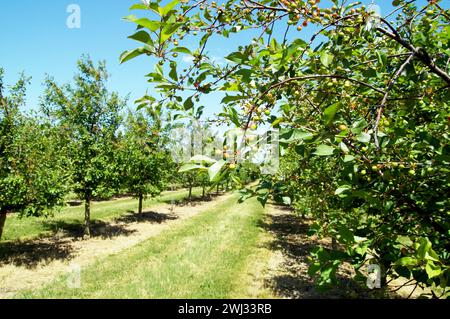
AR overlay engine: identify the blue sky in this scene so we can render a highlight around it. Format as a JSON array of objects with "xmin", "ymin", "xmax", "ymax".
[
  {"xmin": 0, "ymin": 0, "xmax": 256, "ymax": 119},
  {"xmin": 0, "ymin": 0, "xmax": 437, "ymax": 120}
]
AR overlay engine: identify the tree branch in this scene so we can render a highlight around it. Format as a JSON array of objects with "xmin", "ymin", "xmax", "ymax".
[{"xmin": 373, "ymin": 52, "xmax": 416, "ymax": 149}]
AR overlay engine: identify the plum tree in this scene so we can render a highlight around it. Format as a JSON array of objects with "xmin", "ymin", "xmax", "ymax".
[
  {"xmin": 0, "ymin": 69, "xmax": 69, "ymax": 240},
  {"xmin": 119, "ymin": 103, "xmax": 170, "ymax": 214},
  {"xmin": 121, "ymin": 0, "xmax": 450, "ymax": 297},
  {"xmin": 41, "ymin": 56, "xmax": 126, "ymax": 237}
]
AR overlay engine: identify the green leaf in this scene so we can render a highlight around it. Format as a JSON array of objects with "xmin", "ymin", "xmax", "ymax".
[
  {"xmin": 123, "ymin": 15, "xmax": 160, "ymax": 32},
  {"xmin": 279, "ymin": 129, "xmax": 314, "ymax": 143},
  {"xmin": 161, "ymin": 23, "xmax": 182, "ymax": 43},
  {"xmin": 323, "ymin": 102, "xmax": 340, "ymax": 126},
  {"xmin": 343, "ymin": 155, "xmax": 355, "ymax": 162},
  {"xmin": 307, "ymin": 223, "xmax": 321, "ymax": 236},
  {"xmin": 340, "ymin": 142, "xmax": 349, "ymax": 154},
  {"xmin": 314, "ymin": 144, "xmax": 335, "ymax": 156},
  {"xmin": 271, "ymin": 117, "xmax": 285, "ymax": 127},
  {"xmin": 169, "ymin": 62, "xmax": 178, "ymax": 81},
  {"xmin": 282, "ymin": 196, "xmax": 292, "ymax": 205},
  {"xmin": 395, "ymin": 257, "xmax": 418, "ymax": 267},
  {"xmin": 171, "ymin": 47, "xmax": 192, "ymax": 54},
  {"xmin": 190, "ymin": 155, "xmax": 216, "ymax": 164},
  {"xmin": 119, "ymin": 48, "xmax": 145, "ymax": 64},
  {"xmin": 338, "ymin": 226, "xmax": 355, "ymax": 244},
  {"xmin": 356, "ymin": 132, "xmax": 371, "ymax": 143},
  {"xmin": 225, "ymin": 52, "xmax": 246, "ymax": 64},
  {"xmin": 227, "ymin": 107, "xmax": 241, "ymax": 127},
  {"xmin": 183, "ymin": 96, "xmax": 194, "ymax": 110},
  {"xmin": 178, "ymin": 163, "xmax": 205, "ymax": 173},
  {"xmin": 425, "ymin": 261, "xmax": 441, "ymax": 279},
  {"xmin": 320, "ymin": 52, "xmax": 334, "ymax": 67},
  {"xmin": 128, "ymin": 30, "xmax": 152, "ymax": 45},
  {"xmin": 159, "ymin": 0, "xmax": 179, "ymax": 16},
  {"xmin": 257, "ymin": 192, "xmax": 269, "ymax": 207},
  {"xmin": 208, "ymin": 160, "xmax": 226, "ymax": 182},
  {"xmin": 335, "ymin": 185, "xmax": 351, "ymax": 195},
  {"xmin": 221, "ymin": 95, "xmax": 248, "ymax": 104},
  {"xmin": 129, "ymin": 4, "xmax": 149, "ymax": 10},
  {"xmin": 154, "ymin": 64, "xmax": 163, "ymax": 77}
]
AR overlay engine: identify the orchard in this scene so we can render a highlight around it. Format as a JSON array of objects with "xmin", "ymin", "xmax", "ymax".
[
  {"xmin": 121, "ymin": 0, "xmax": 450, "ymax": 297},
  {"xmin": 0, "ymin": 0, "xmax": 448, "ymax": 300}
]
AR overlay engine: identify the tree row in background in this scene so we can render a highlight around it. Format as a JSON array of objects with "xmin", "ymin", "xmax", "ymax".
[
  {"xmin": 1, "ymin": 56, "xmax": 247, "ymax": 239},
  {"xmin": 121, "ymin": 0, "xmax": 449, "ymax": 298}
]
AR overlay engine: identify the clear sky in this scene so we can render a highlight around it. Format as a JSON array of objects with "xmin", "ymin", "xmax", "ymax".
[
  {"xmin": 0, "ymin": 0, "xmax": 254, "ymax": 119},
  {"xmin": 0, "ymin": 0, "xmax": 437, "ymax": 120}
]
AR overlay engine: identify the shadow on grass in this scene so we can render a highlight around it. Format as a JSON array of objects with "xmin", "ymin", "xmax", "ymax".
[
  {"xmin": 0, "ymin": 208, "xmax": 186, "ymax": 269},
  {"xmin": 162, "ymin": 192, "xmax": 225, "ymax": 207},
  {"xmin": 116, "ymin": 210, "xmax": 178, "ymax": 224},
  {"xmin": 0, "ymin": 193, "xmax": 229, "ymax": 270},
  {"xmin": 0, "ymin": 219, "xmax": 136, "ymax": 269},
  {"xmin": 42, "ymin": 219, "xmax": 136, "ymax": 239},
  {"xmin": 0, "ymin": 240, "xmax": 74, "ymax": 268},
  {"xmin": 258, "ymin": 208, "xmax": 380, "ymax": 299}
]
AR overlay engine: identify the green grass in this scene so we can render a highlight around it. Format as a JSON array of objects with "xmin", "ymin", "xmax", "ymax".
[
  {"xmin": 2, "ymin": 188, "xmax": 203, "ymax": 242},
  {"xmin": 18, "ymin": 194, "xmax": 266, "ymax": 299}
]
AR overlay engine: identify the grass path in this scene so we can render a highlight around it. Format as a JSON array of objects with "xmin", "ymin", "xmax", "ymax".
[
  {"xmin": 12, "ymin": 193, "xmax": 268, "ymax": 299},
  {"xmin": 2, "ymin": 187, "xmax": 203, "ymax": 242}
]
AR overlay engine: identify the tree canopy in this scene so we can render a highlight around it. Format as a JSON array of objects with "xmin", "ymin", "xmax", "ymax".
[{"xmin": 122, "ymin": 0, "xmax": 450, "ymax": 297}]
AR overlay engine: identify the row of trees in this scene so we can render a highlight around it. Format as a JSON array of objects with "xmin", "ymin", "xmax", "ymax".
[
  {"xmin": 0, "ymin": 70, "xmax": 69, "ymax": 239},
  {"xmin": 122, "ymin": 0, "xmax": 449, "ymax": 297},
  {"xmin": 0, "ymin": 58, "xmax": 173, "ymax": 239},
  {"xmin": 0, "ymin": 56, "xmax": 255, "ymax": 240}
]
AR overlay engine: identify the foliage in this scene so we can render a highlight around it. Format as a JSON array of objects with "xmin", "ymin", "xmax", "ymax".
[
  {"xmin": 119, "ymin": 104, "xmax": 171, "ymax": 212},
  {"xmin": 0, "ymin": 69, "xmax": 69, "ymax": 239},
  {"xmin": 41, "ymin": 56, "xmax": 127, "ymax": 236},
  {"xmin": 122, "ymin": 0, "xmax": 450, "ymax": 297}
]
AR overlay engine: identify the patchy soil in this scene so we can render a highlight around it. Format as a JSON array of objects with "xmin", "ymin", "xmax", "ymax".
[
  {"xmin": 0, "ymin": 193, "xmax": 233, "ymax": 298},
  {"xmin": 249, "ymin": 204, "xmax": 393, "ymax": 299}
]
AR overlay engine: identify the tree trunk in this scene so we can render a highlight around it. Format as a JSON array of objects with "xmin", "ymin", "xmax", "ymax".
[
  {"xmin": 138, "ymin": 194, "xmax": 143, "ymax": 214},
  {"xmin": 188, "ymin": 185, "xmax": 192, "ymax": 201},
  {"xmin": 216, "ymin": 184, "xmax": 219, "ymax": 195},
  {"xmin": 84, "ymin": 192, "xmax": 91, "ymax": 238},
  {"xmin": 0, "ymin": 211, "xmax": 8, "ymax": 240},
  {"xmin": 202, "ymin": 186, "xmax": 205, "ymax": 198},
  {"xmin": 332, "ymin": 237, "xmax": 337, "ymax": 250}
]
